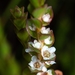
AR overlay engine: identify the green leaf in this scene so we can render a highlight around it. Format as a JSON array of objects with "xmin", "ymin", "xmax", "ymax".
[
  {"xmin": 39, "ymin": 34, "xmax": 49, "ymax": 40},
  {"xmin": 40, "ymin": 0, "xmax": 46, "ymax": 7},
  {"xmin": 42, "ymin": 22, "xmax": 49, "ymax": 26},
  {"xmin": 17, "ymin": 29, "xmax": 29, "ymax": 42},
  {"xmin": 26, "ymin": 20, "xmax": 37, "ymax": 38},
  {"xmin": 32, "ymin": 7, "xmax": 46, "ymax": 18},
  {"xmin": 27, "ymin": 4, "xmax": 35, "ymax": 14},
  {"xmin": 17, "ymin": 30, "xmax": 30, "ymax": 47},
  {"xmin": 46, "ymin": 6, "xmax": 53, "ymax": 19},
  {"xmin": 14, "ymin": 18, "xmax": 26, "ymax": 30},
  {"xmin": 30, "ymin": 18, "xmax": 42, "ymax": 28},
  {"xmin": 29, "ymin": 0, "xmax": 46, "ymax": 8}
]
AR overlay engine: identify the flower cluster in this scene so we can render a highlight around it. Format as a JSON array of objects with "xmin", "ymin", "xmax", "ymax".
[
  {"xmin": 11, "ymin": 4, "xmax": 56, "ymax": 75},
  {"xmin": 10, "ymin": 0, "xmax": 63, "ymax": 75},
  {"xmin": 25, "ymin": 25, "xmax": 56, "ymax": 74},
  {"xmin": 25, "ymin": 2, "xmax": 56, "ymax": 74}
]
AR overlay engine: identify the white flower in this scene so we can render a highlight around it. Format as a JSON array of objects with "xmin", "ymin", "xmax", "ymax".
[
  {"xmin": 44, "ymin": 36, "xmax": 52, "ymax": 45},
  {"xmin": 41, "ymin": 45, "xmax": 56, "ymax": 60},
  {"xmin": 29, "ymin": 24, "xmax": 36, "ymax": 31},
  {"xmin": 29, "ymin": 56, "xmax": 47, "ymax": 72},
  {"xmin": 41, "ymin": 27, "xmax": 50, "ymax": 34},
  {"xmin": 25, "ymin": 48, "xmax": 33, "ymax": 53},
  {"xmin": 37, "ymin": 69, "xmax": 53, "ymax": 75},
  {"xmin": 30, "ymin": 40, "xmax": 41, "ymax": 49},
  {"xmin": 45, "ymin": 61, "xmax": 56, "ymax": 65},
  {"xmin": 42, "ymin": 13, "xmax": 51, "ymax": 23}
]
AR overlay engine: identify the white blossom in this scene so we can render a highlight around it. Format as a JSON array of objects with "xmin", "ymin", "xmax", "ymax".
[
  {"xmin": 45, "ymin": 61, "xmax": 56, "ymax": 65},
  {"xmin": 44, "ymin": 36, "xmax": 52, "ymax": 45},
  {"xmin": 29, "ymin": 24, "xmax": 36, "ymax": 31},
  {"xmin": 42, "ymin": 13, "xmax": 51, "ymax": 23},
  {"xmin": 41, "ymin": 27, "xmax": 50, "ymax": 34},
  {"xmin": 25, "ymin": 48, "xmax": 33, "ymax": 53},
  {"xmin": 37, "ymin": 69, "xmax": 53, "ymax": 75},
  {"xmin": 29, "ymin": 40, "xmax": 41, "ymax": 49},
  {"xmin": 41, "ymin": 45, "xmax": 56, "ymax": 60},
  {"xmin": 29, "ymin": 56, "xmax": 47, "ymax": 72}
]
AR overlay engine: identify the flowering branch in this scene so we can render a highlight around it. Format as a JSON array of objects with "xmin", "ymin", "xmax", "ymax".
[{"xmin": 10, "ymin": 0, "xmax": 63, "ymax": 75}]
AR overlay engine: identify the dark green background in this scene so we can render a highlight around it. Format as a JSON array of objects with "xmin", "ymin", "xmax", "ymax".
[{"xmin": 0, "ymin": 0, "xmax": 75, "ymax": 75}]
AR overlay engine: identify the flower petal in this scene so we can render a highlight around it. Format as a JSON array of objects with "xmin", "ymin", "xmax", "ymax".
[
  {"xmin": 44, "ymin": 36, "xmax": 52, "ymax": 44},
  {"xmin": 31, "ymin": 56, "xmax": 37, "ymax": 61},
  {"xmin": 32, "ymin": 40, "xmax": 41, "ymax": 49},
  {"xmin": 25, "ymin": 48, "xmax": 33, "ymax": 53},
  {"xmin": 41, "ymin": 27, "xmax": 50, "ymax": 34},
  {"xmin": 29, "ymin": 24, "xmax": 36, "ymax": 31},
  {"xmin": 49, "ymin": 47, "xmax": 56, "ymax": 53},
  {"xmin": 42, "ymin": 13, "xmax": 51, "ymax": 22},
  {"xmin": 42, "ymin": 66, "xmax": 47, "ymax": 72},
  {"xmin": 45, "ymin": 61, "xmax": 56, "ymax": 65}
]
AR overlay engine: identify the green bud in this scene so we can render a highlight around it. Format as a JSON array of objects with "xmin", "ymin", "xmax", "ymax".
[{"xmin": 10, "ymin": 6, "xmax": 24, "ymax": 18}]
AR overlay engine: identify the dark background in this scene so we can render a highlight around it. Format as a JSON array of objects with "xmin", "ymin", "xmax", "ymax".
[{"xmin": 0, "ymin": 0, "xmax": 75, "ymax": 75}]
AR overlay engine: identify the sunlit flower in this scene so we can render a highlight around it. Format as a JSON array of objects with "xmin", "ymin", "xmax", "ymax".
[
  {"xmin": 41, "ymin": 45, "xmax": 56, "ymax": 60},
  {"xmin": 29, "ymin": 24, "xmax": 36, "ymax": 31},
  {"xmin": 45, "ymin": 61, "xmax": 56, "ymax": 65},
  {"xmin": 29, "ymin": 56, "xmax": 47, "ymax": 72},
  {"xmin": 29, "ymin": 40, "xmax": 41, "ymax": 49},
  {"xmin": 42, "ymin": 13, "xmax": 51, "ymax": 23},
  {"xmin": 44, "ymin": 36, "xmax": 52, "ymax": 45},
  {"xmin": 41, "ymin": 27, "xmax": 50, "ymax": 34},
  {"xmin": 37, "ymin": 69, "xmax": 53, "ymax": 75}
]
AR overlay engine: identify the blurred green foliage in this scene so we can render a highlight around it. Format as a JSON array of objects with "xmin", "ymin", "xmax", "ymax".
[{"xmin": 0, "ymin": 0, "xmax": 75, "ymax": 75}]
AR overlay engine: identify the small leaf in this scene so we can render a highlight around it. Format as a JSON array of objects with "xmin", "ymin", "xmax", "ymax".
[
  {"xmin": 10, "ymin": 6, "xmax": 25, "ymax": 18},
  {"xmin": 40, "ymin": 0, "xmax": 46, "ymax": 6},
  {"xmin": 16, "ymin": 29, "xmax": 30, "ymax": 47},
  {"xmin": 17, "ymin": 29, "xmax": 29, "ymax": 42},
  {"xmin": 14, "ymin": 18, "xmax": 26, "ymax": 30},
  {"xmin": 32, "ymin": 7, "xmax": 46, "ymax": 18},
  {"xmin": 27, "ymin": 4, "xmax": 35, "ymax": 14},
  {"xmin": 29, "ymin": 0, "xmax": 46, "ymax": 8},
  {"xmin": 39, "ymin": 34, "xmax": 50, "ymax": 40},
  {"xmin": 46, "ymin": 6, "xmax": 53, "ymax": 19},
  {"xmin": 31, "ymin": 18, "xmax": 42, "ymax": 28}
]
